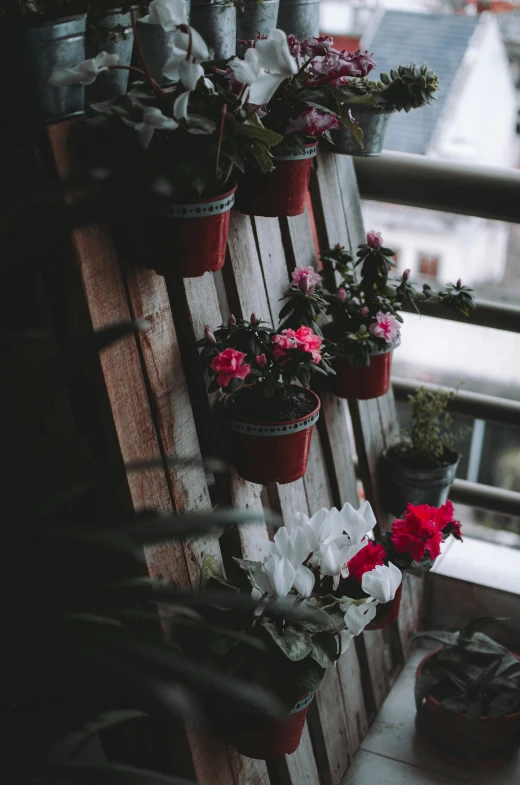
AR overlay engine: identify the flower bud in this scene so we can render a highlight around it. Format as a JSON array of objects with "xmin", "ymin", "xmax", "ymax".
[
  {"xmin": 366, "ymin": 230, "xmax": 383, "ymax": 250},
  {"xmin": 298, "ymin": 274, "xmax": 310, "ymax": 294},
  {"xmin": 457, "ymin": 278, "xmax": 462, "ymax": 288},
  {"xmin": 403, "ymin": 269, "xmax": 410, "ymax": 281},
  {"xmin": 375, "ymin": 296, "xmax": 382, "ymax": 303},
  {"xmin": 204, "ymin": 325, "xmax": 216, "ymax": 345},
  {"xmin": 250, "ymin": 313, "xmax": 260, "ymax": 326},
  {"xmin": 256, "ymin": 353, "xmax": 267, "ymax": 367},
  {"xmin": 338, "ymin": 287, "xmax": 347, "ymax": 303},
  {"xmin": 360, "ymin": 306, "xmax": 369, "ymax": 316},
  {"xmin": 228, "ymin": 314, "xmax": 237, "ymax": 326}
]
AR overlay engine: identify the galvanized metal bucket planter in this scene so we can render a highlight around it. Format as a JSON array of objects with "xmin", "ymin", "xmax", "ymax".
[
  {"xmin": 23, "ymin": 15, "xmax": 87, "ymax": 124},
  {"xmin": 134, "ymin": 19, "xmax": 173, "ymax": 85},
  {"xmin": 276, "ymin": 0, "xmax": 319, "ymax": 41},
  {"xmin": 86, "ymin": 7, "xmax": 136, "ymax": 101},
  {"xmin": 189, "ymin": 0, "xmax": 236, "ymax": 59},
  {"xmin": 380, "ymin": 447, "xmax": 460, "ymax": 517},
  {"xmin": 236, "ymin": 0, "xmax": 280, "ymax": 43},
  {"xmin": 325, "ymin": 106, "xmax": 393, "ymax": 157}
]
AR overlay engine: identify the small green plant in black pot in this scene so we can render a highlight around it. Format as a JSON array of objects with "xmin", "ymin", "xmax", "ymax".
[
  {"xmin": 413, "ymin": 618, "xmax": 520, "ymax": 768},
  {"xmin": 380, "ymin": 386, "xmax": 466, "ymax": 515}
]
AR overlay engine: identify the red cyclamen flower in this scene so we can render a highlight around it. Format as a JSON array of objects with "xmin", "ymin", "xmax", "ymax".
[
  {"xmin": 210, "ymin": 348, "xmax": 251, "ymax": 388},
  {"xmin": 347, "ymin": 541, "xmax": 387, "ymax": 583},
  {"xmin": 435, "ymin": 501, "xmax": 463, "ymax": 540},
  {"xmin": 390, "ymin": 504, "xmax": 444, "ymax": 562}
]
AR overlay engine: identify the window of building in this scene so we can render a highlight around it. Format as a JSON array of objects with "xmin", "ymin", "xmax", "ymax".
[{"xmin": 418, "ymin": 253, "xmax": 440, "ymax": 279}]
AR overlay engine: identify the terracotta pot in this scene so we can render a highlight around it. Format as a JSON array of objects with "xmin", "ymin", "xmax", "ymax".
[
  {"xmin": 237, "ymin": 143, "xmax": 317, "ymax": 217},
  {"xmin": 227, "ymin": 693, "xmax": 314, "ymax": 759},
  {"xmin": 365, "ymin": 583, "xmax": 402, "ymax": 630},
  {"xmin": 140, "ymin": 186, "xmax": 236, "ymax": 278},
  {"xmin": 329, "ymin": 339, "xmax": 399, "ymax": 400},
  {"xmin": 416, "ymin": 650, "xmax": 520, "ymax": 768},
  {"xmin": 227, "ymin": 389, "xmax": 321, "ymax": 485}
]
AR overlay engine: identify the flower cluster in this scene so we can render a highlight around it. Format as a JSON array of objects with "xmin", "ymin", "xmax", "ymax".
[
  {"xmin": 279, "ymin": 230, "xmax": 475, "ymax": 368},
  {"xmin": 388, "ymin": 500, "xmax": 462, "ymax": 565},
  {"xmin": 198, "ymin": 314, "xmax": 334, "ymax": 398}
]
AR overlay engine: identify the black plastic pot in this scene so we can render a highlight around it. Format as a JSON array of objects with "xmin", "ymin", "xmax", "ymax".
[{"xmin": 380, "ymin": 446, "xmax": 460, "ymax": 516}]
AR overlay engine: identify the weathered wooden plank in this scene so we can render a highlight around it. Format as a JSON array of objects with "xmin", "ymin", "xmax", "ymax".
[
  {"xmin": 282, "ymin": 724, "xmax": 321, "ymax": 785},
  {"xmin": 227, "ymin": 211, "xmax": 271, "ymax": 323},
  {"xmin": 336, "ymin": 645, "xmax": 368, "ymax": 759}
]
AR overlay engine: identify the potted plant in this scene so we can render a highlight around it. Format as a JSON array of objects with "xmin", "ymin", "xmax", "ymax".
[
  {"xmin": 236, "ymin": 0, "xmax": 280, "ymax": 47},
  {"xmin": 276, "ymin": 0, "xmax": 320, "ymax": 42},
  {"xmin": 413, "ymin": 619, "xmax": 520, "ymax": 768},
  {"xmin": 221, "ymin": 33, "xmax": 377, "ymax": 217},
  {"xmin": 180, "ymin": 533, "xmax": 384, "ymax": 759},
  {"xmin": 85, "ymin": 1, "xmax": 139, "ymax": 101},
  {"xmin": 380, "ymin": 386, "xmax": 467, "ymax": 515},
  {"xmin": 3, "ymin": 0, "xmax": 87, "ymax": 124},
  {"xmin": 198, "ymin": 313, "xmax": 335, "ymax": 484},
  {"xmin": 50, "ymin": 9, "xmax": 282, "ymax": 278},
  {"xmin": 280, "ymin": 233, "xmax": 476, "ymax": 400},
  {"xmin": 324, "ymin": 62, "xmax": 440, "ymax": 157},
  {"xmin": 189, "ymin": 0, "xmax": 236, "ymax": 60}
]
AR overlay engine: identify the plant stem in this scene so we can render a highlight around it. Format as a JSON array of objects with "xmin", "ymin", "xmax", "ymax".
[
  {"xmin": 129, "ymin": 6, "xmax": 167, "ymax": 101},
  {"xmin": 109, "ymin": 65, "xmax": 164, "ymax": 96},
  {"xmin": 215, "ymin": 102, "xmax": 227, "ymax": 179}
]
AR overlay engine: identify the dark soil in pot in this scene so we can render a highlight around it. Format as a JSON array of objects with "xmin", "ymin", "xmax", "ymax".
[{"xmin": 226, "ymin": 385, "xmax": 317, "ymax": 423}]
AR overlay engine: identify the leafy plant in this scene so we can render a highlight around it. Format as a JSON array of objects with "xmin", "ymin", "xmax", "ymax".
[
  {"xmin": 352, "ymin": 62, "xmax": 439, "ymax": 113},
  {"xmin": 413, "ymin": 618, "xmax": 520, "ymax": 763},
  {"xmin": 394, "ymin": 386, "xmax": 469, "ymax": 467}
]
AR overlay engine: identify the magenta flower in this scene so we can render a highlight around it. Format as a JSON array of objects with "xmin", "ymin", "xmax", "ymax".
[
  {"xmin": 338, "ymin": 287, "xmax": 347, "ymax": 303},
  {"xmin": 292, "ymin": 265, "xmax": 322, "ymax": 293},
  {"xmin": 366, "ymin": 230, "xmax": 383, "ymax": 250},
  {"xmin": 301, "ymin": 35, "xmax": 334, "ymax": 56},
  {"xmin": 369, "ymin": 312, "xmax": 401, "ymax": 344},
  {"xmin": 348, "ymin": 49, "xmax": 377, "ymax": 77},
  {"xmin": 210, "ymin": 348, "xmax": 251, "ymax": 388},
  {"xmin": 256, "ymin": 353, "xmax": 267, "ymax": 367},
  {"xmin": 286, "ymin": 107, "xmax": 339, "ymax": 137},
  {"xmin": 360, "ymin": 306, "xmax": 369, "ymax": 316},
  {"xmin": 272, "ymin": 326, "xmax": 322, "ymax": 365}
]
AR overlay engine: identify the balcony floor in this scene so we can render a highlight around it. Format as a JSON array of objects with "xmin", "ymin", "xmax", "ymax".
[{"xmin": 341, "ymin": 646, "xmax": 520, "ymax": 784}]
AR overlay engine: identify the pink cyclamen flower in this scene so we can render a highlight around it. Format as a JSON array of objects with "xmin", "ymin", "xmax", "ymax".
[
  {"xmin": 338, "ymin": 287, "xmax": 347, "ymax": 303},
  {"xmin": 366, "ymin": 230, "xmax": 383, "ymax": 250},
  {"xmin": 272, "ymin": 326, "xmax": 323, "ymax": 365},
  {"xmin": 292, "ymin": 266, "xmax": 322, "ymax": 293},
  {"xmin": 360, "ymin": 306, "xmax": 369, "ymax": 316},
  {"xmin": 348, "ymin": 49, "xmax": 377, "ymax": 77},
  {"xmin": 285, "ymin": 107, "xmax": 339, "ymax": 137},
  {"xmin": 369, "ymin": 312, "xmax": 401, "ymax": 344},
  {"xmin": 256, "ymin": 353, "xmax": 267, "ymax": 367},
  {"xmin": 210, "ymin": 348, "xmax": 251, "ymax": 388}
]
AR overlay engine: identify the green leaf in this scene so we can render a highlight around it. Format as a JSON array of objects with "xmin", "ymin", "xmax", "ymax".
[
  {"xmin": 201, "ymin": 555, "xmax": 228, "ymax": 589},
  {"xmin": 309, "ymin": 632, "xmax": 339, "ymax": 668},
  {"xmin": 259, "ymin": 620, "xmax": 312, "ymax": 661},
  {"xmin": 339, "ymin": 105, "xmax": 364, "ymax": 148}
]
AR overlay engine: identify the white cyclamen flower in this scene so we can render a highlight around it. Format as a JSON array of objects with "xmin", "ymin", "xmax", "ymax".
[
  {"xmin": 140, "ymin": 0, "xmax": 188, "ymax": 30},
  {"xmin": 49, "ymin": 51, "xmax": 120, "ymax": 87},
  {"xmin": 162, "ymin": 27, "xmax": 209, "ymax": 89},
  {"xmin": 229, "ymin": 28, "xmax": 297, "ymax": 106},
  {"xmin": 339, "ymin": 600, "xmax": 377, "ymax": 653},
  {"xmin": 173, "ymin": 92, "xmax": 216, "ymax": 134},
  {"xmin": 361, "ymin": 562, "xmax": 402, "ymax": 604},
  {"xmin": 254, "ymin": 554, "xmax": 296, "ymax": 598},
  {"xmin": 266, "ymin": 527, "xmax": 315, "ymax": 597},
  {"xmin": 338, "ymin": 500, "xmax": 377, "ymax": 546},
  {"xmin": 124, "ymin": 107, "xmax": 179, "ymax": 149}
]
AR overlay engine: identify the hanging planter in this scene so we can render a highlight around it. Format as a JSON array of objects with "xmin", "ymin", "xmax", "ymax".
[
  {"xmin": 226, "ymin": 386, "xmax": 320, "ymax": 485},
  {"xmin": 414, "ymin": 630, "xmax": 520, "ymax": 769},
  {"xmin": 227, "ymin": 693, "xmax": 314, "ymax": 759},
  {"xmin": 134, "ymin": 19, "xmax": 173, "ymax": 85},
  {"xmin": 139, "ymin": 185, "xmax": 236, "ymax": 278},
  {"xmin": 365, "ymin": 583, "xmax": 402, "ymax": 630},
  {"xmin": 276, "ymin": 0, "xmax": 320, "ymax": 41},
  {"xmin": 237, "ymin": 143, "xmax": 316, "ymax": 218},
  {"xmin": 325, "ymin": 106, "xmax": 393, "ymax": 157},
  {"xmin": 23, "ymin": 15, "xmax": 87, "ymax": 123},
  {"xmin": 236, "ymin": 0, "xmax": 280, "ymax": 44},
  {"xmin": 328, "ymin": 337, "xmax": 399, "ymax": 401},
  {"xmin": 380, "ymin": 447, "xmax": 460, "ymax": 516},
  {"xmin": 189, "ymin": 0, "xmax": 236, "ymax": 59},
  {"xmin": 86, "ymin": 7, "xmax": 136, "ymax": 102}
]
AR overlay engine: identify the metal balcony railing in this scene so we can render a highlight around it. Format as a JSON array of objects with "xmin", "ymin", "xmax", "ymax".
[{"xmin": 353, "ymin": 152, "xmax": 520, "ymax": 521}]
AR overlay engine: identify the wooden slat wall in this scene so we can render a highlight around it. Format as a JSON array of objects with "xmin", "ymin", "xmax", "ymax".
[{"xmin": 45, "ymin": 124, "xmax": 423, "ymax": 785}]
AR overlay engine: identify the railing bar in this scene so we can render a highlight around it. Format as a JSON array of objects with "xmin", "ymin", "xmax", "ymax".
[
  {"xmin": 400, "ymin": 298, "xmax": 520, "ymax": 335},
  {"xmin": 392, "ymin": 376, "xmax": 520, "ymax": 429},
  {"xmin": 354, "ymin": 151, "xmax": 520, "ymax": 225},
  {"xmin": 450, "ymin": 479, "xmax": 520, "ymax": 519}
]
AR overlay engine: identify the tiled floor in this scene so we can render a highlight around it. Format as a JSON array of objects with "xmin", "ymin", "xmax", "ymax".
[{"xmin": 341, "ymin": 647, "xmax": 520, "ymax": 785}]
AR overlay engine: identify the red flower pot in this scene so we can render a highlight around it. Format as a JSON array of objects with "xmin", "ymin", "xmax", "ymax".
[
  {"xmin": 329, "ymin": 341, "xmax": 398, "ymax": 400},
  {"xmin": 227, "ymin": 693, "xmax": 314, "ymax": 759},
  {"xmin": 139, "ymin": 186, "xmax": 236, "ymax": 278},
  {"xmin": 365, "ymin": 583, "xmax": 402, "ymax": 630},
  {"xmin": 416, "ymin": 649, "xmax": 520, "ymax": 768},
  {"xmin": 227, "ymin": 390, "xmax": 321, "ymax": 485},
  {"xmin": 237, "ymin": 144, "xmax": 317, "ymax": 217}
]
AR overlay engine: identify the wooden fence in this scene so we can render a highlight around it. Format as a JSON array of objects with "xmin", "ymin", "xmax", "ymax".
[{"xmin": 42, "ymin": 123, "xmax": 424, "ymax": 785}]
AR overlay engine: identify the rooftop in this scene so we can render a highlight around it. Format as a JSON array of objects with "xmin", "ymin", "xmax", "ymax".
[{"xmin": 364, "ymin": 11, "xmax": 481, "ymax": 154}]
